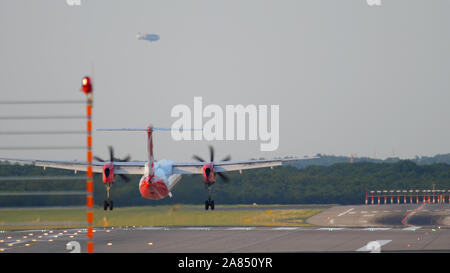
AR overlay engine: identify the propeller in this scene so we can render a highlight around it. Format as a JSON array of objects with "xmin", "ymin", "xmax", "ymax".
[
  {"xmin": 193, "ymin": 145, "xmax": 231, "ymax": 183},
  {"xmin": 94, "ymin": 146, "xmax": 132, "ymax": 183}
]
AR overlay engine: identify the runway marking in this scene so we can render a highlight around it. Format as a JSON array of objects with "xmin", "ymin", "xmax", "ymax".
[
  {"xmin": 226, "ymin": 227, "xmax": 255, "ymax": 231},
  {"xmin": 402, "ymin": 204, "xmax": 424, "ymax": 227},
  {"xmin": 338, "ymin": 208, "xmax": 354, "ymax": 217},
  {"xmin": 272, "ymin": 227, "xmax": 299, "ymax": 230},
  {"xmin": 317, "ymin": 228, "xmax": 345, "ymax": 231},
  {"xmin": 8, "ymin": 241, "xmax": 23, "ymax": 246},
  {"xmin": 349, "ymin": 212, "xmax": 356, "ymax": 215},
  {"xmin": 361, "ymin": 211, "xmax": 367, "ymax": 214},
  {"xmin": 362, "ymin": 214, "xmax": 375, "ymax": 217},
  {"xmin": 356, "ymin": 240, "xmax": 392, "ymax": 252},
  {"xmin": 363, "ymin": 227, "xmax": 391, "ymax": 231},
  {"xmin": 403, "ymin": 226, "xmax": 421, "ymax": 231},
  {"xmin": 180, "ymin": 227, "xmax": 211, "ymax": 231},
  {"xmin": 137, "ymin": 227, "xmax": 168, "ymax": 231}
]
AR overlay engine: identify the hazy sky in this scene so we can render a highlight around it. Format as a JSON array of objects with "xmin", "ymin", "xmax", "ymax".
[{"xmin": 1, "ymin": 0, "xmax": 449, "ymax": 162}]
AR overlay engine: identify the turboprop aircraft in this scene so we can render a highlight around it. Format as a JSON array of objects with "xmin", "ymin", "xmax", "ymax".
[{"xmin": 0, "ymin": 125, "xmax": 315, "ymax": 210}]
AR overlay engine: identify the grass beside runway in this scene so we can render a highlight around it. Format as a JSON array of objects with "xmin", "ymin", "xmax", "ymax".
[{"xmin": 0, "ymin": 205, "xmax": 322, "ymax": 230}]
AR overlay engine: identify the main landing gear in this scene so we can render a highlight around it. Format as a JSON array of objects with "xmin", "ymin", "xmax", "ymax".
[
  {"xmin": 104, "ymin": 182, "xmax": 114, "ymax": 211},
  {"xmin": 205, "ymin": 199, "xmax": 215, "ymax": 210},
  {"xmin": 205, "ymin": 184, "xmax": 215, "ymax": 210},
  {"xmin": 104, "ymin": 200, "xmax": 114, "ymax": 211}
]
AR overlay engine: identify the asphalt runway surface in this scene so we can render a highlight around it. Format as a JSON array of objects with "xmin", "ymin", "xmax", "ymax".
[
  {"xmin": 307, "ymin": 203, "xmax": 450, "ymax": 227},
  {"xmin": 1, "ymin": 204, "xmax": 450, "ymax": 253}
]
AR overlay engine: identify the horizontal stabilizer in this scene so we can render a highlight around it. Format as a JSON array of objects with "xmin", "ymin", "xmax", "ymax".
[{"xmin": 97, "ymin": 127, "xmax": 202, "ymax": 132}]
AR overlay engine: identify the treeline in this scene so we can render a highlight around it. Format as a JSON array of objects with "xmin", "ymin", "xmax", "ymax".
[
  {"xmin": 0, "ymin": 159, "xmax": 449, "ymax": 207},
  {"xmin": 289, "ymin": 153, "xmax": 450, "ymax": 169}
]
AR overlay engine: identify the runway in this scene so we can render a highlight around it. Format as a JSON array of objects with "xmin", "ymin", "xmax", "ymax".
[
  {"xmin": 1, "ymin": 204, "xmax": 450, "ymax": 253},
  {"xmin": 307, "ymin": 204, "xmax": 450, "ymax": 227},
  {"xmin": 1, "ymin": 225, "xmax": 450, "ymax": 253}
]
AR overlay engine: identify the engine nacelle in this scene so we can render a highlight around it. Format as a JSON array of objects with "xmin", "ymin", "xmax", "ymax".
[
  {"xmin": 202, "ymin": 163, "xmax": 215, "ymax": 183},
  {"xmin": 102, "ymin": 163, "xmax": 114, "ymax": 183}
]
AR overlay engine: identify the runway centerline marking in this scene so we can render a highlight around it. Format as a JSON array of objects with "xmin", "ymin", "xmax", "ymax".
[{"xmin": 338, "ymin": 208, "xmax": 354, "ymax": 217}]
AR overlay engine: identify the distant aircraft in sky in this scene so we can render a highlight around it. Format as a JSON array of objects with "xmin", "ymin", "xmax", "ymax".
[{"xmin": 136, "ymin": 33, "xmax": 160, "ymax": 42}]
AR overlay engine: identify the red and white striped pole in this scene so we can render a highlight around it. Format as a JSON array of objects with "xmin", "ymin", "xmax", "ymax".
[{"xmin": 82, "ymin": 76, "xmax": 94, "ymax": 253}]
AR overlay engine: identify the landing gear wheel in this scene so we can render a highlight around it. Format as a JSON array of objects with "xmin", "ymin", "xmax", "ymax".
[
  {"xmin": 109, "ymin": 200, "xmax": 114, "ymax": 211},
  {"xmin": 210, "ymin": 200, "xmax": 215, "ymax": 210},
  {"xmin": 104, "ymin": 200, "xmax": 108, "ymax": 211},
  {"xmin": 205, "ymin": 200, "xmax": 209, "ymax": 210}
]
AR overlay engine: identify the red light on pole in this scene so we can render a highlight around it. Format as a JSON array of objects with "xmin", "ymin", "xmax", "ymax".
[
  {"xmin": 81, "ymin": 75, "xmax": 94, "ymax": 252},
  {"xmin": 81, "ymin": 76, "xmax": 92, "ymax": 95}
]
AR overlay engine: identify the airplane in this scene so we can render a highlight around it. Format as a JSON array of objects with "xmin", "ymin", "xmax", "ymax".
[
  {"xmin": 136, "ymin": 33, "xmax": 160, "ymax": 42},
  {"xmin": 0, "ymin": 125, "xmax": 316, "ymax": 211}
]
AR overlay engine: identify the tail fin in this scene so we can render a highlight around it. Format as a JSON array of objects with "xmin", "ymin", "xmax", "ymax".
[{"xmin": 97, "ymin": 125, "xmax": 202, "ymax": 178}]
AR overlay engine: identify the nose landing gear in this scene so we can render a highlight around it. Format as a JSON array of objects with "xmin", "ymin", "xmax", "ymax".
[{"xmin": 104, "ymin": 182, "xmax": 114, "ymax": 211}]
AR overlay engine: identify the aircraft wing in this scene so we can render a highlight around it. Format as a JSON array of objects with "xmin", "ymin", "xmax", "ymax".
[
  {"xmin": 0, "ymin": 158, "xmax": 146, "ymax": 175},
  {"xmin": 172, "ymin": 157, "xmax": 316, "ymax": 175},
  {"xmin": 1, "ymin": 156, "xmax": 318, "ymax": 175}
]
